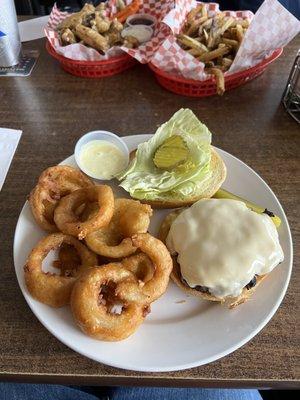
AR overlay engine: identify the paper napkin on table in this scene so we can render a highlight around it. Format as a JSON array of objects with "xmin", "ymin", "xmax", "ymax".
[
  {"xmin": 0, "ymin": 128, "xmax": 22, "ymax": 191},
  {"xmin": 18, "ymin": 16, "xmax": 49, "ymax": 42}
]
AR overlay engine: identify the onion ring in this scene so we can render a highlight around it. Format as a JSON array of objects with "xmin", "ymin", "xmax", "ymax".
[
  {"xmin": 85, "ymin": 199, "xmax": 152, "ymax": 258},
  {"xmin": 53, "ymin": 243, "xmax": 82, "ymax": 277},
  {"xmin": 54, "ymin": 185, "xmax": 114, "ymax": 240},
  {"xmin": 70, "ymin": 264, "xmax": 150, "ymax": 341},
  {"xmin": 29, "ymin": 166, "xmax": 94, "ymax": 232},
  {"xmin": 24, "ymin": 233, "xmax": 98, "ymax": 307},
  {"xmin": 121, "ymin": 253, "xmax": 154, "ymax": 284},
  {"xmin": 129, "ymin": 233, "xmax": 173, "ymax": 302}
]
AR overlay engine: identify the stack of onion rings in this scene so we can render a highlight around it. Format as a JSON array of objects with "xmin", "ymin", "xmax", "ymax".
[{"xmin": 24, "ymin": 165, "xmax": 173, "ymax": 341}]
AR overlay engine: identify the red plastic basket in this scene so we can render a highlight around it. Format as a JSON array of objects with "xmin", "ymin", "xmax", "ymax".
[
  {"xmin": 148, "ymin": 48, "xmax": 283, "ymax": 97},
  {"xmin": 46, "ymin": 41, "xmax": 136, "ymax": 78}
]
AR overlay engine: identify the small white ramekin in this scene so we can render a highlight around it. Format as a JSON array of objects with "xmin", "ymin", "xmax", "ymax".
[{"xmin": 74, "ymin": 130, "xmax": 129, "ymax": 180}]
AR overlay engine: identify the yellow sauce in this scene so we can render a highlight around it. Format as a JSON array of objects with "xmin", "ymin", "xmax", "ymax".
[
  {"xmin": 79, "ymin": 140, "xmax": 127, "ymax": 179},
  {"xmin": 166, "ymin": 199, "xmax": 284, "ymax": 298}
]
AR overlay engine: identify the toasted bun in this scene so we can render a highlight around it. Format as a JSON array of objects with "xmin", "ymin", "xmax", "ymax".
[
  {"xmin": 158, "ymin": 209, "xmax": 267, "ymax": 308},
  {"xmin": 128, "ymin": 147, "xmax": 227, "ymax": 209}
]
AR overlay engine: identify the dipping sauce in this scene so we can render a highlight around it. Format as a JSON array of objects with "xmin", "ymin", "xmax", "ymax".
[
  {"xmin": 126, "ymin": 13, "xmax": 157, "ymax": 28},
  {"xmin": 166, "ymin": 199, "xmax": 284, "ymax": 298},
  {"xmin": 122, "ymin": 25, "xmax": 153, "ymax": 44},
  {"xmin": 130, "ymin": 18, "xmax": 153, "ymax": 26},
  {"xmin": 79, "ymin": 140, "xmax": 128, "ymax": 180}
]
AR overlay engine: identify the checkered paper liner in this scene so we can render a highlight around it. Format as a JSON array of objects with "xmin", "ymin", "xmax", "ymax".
[
  {"xmin": 45, "ymin": 1, "xmax": 174, "ymax": 63},
  {"xmin": 152, "ymin": 0, "xmax": 300, "ymax": 81}
]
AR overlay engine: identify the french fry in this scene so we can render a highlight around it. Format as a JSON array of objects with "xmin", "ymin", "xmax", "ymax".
[
  {"xmin": 205, "ymin": 61, "xmax": 215, "ymax": 68},
  {"xmin": 236, "ymin": 24, "xmax": 244, "ymax": 43},
  {"xmin": 222, "ymin": 57, "xmax": 233, "ymax": 68},
  {"xmin": 221, "ymin": 38, "xmax": 239, "ymax": 50},
  {"xmin": 231, "ymin": 18, "xmax": 250, "ymax": 28},
  {"xmin": 207, "ymin": 33, "xmax": 216, "ymax": 49},
  {"xmin": 187, "ymin": 47, "xmax": 207, "ymax": 57},
  {"xmin": 187, "ymin": 4, "xmax": 203, "ymax": 23},
  {"xmin": 186, "ymin": 16, "xmax": 208, "ymax": 36},
  {"xmin": 198, "ymin": 46, "xmax": 230, "ymax": 62},
  {"xmin": 203, "ymin": 29, "xmax": 209, "ymax": 43},
  {"xmin": 205, "ymin": 67, "xmax": 225, "ymax": 95},
  {"xmin": 213, "ymin": 17, "xmax": 235, "ymax": 39},
  {"xmin": 177, "ymin": 34, "xmax": 208, "ymax": 53},
  {"xmin": 201, "ymin": 3, "xmax": 208, "ymax": 18}
]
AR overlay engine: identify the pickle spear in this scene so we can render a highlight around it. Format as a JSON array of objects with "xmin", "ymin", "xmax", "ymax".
[
  {"xmin": 153, "ymin": 135, "xmax": 189, "ymax": 170},
  {"xmin": 213, "ymin": 189, "xmax": 281, "ymax": 228}
]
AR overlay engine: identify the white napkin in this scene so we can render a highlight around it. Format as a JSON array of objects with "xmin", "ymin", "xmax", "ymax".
[
  {"xmin": 18, "ymin": 16, "xmax": 48, "ymax": 42},
  {"xmin": 0, "ymin": 128, "xmax": 22, "ymax": 191}
]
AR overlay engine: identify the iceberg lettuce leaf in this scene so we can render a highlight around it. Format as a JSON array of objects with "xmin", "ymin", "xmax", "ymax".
[{"xmin": 118, "ymin": 109, "xmax": 212, "ymax": 201}]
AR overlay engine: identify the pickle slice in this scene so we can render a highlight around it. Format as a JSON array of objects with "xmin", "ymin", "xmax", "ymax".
[
  {"xmin": 153, "ymin": 135, "xmax": 189, "ymax": 170},
  {"xmin": 214, "ymin": 189, "xmax": 281, "ymax": 228}
]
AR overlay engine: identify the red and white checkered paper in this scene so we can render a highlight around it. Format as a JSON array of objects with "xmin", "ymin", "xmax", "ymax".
[
  {"xmin": 152, "ymin": 0, "xmax": 300, "ymax": 81},
  {"xmin": 45, "ymin": 1, "xmax": 175, "ymax": 63}
]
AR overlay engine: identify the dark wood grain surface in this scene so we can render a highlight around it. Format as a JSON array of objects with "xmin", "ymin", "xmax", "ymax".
[{"xmin": 0, "ymin": 32, "xmax": 299, "ymax": 388}]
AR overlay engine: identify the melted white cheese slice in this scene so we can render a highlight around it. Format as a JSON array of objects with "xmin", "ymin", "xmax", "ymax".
[{"xmin": 166, "ymin": 199, "xmax": 284, "ymax": 298}]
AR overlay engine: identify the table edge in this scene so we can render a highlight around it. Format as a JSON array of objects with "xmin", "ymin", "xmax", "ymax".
[{"xmin": 1, "ymin": 373, "xmax": 299, "ymax": 389}]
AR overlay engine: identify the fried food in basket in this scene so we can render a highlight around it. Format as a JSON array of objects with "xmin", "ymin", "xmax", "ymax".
[
  {"xmin": 24, "ymin": 233, "xmax": 98, "ymax": 307},
  {"xmin": 85, "ymin": 198, "xmax": 152, "ymax": 258},
  {"xmin": 29, "ymin": 166, "xmax": 94, "ymax": 232},
  {"xmin": 75, "ymin": 25, "xmax": 109, "ymax": 53},
  {"xmin": 56, "ymin": 2, "xmax": 142, "ymax": 54},
  {"xmin": 177, "ymin": 3, "xmax": 250, "ymax": 95}
]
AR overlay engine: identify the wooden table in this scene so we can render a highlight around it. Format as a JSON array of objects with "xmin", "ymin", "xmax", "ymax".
[{"xmin": 0, "ymin": 32, "xmax": 299, "ymax": 389}]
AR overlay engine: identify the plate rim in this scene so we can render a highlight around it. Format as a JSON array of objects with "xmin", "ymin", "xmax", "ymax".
[{"xmin": 13, "ymin": 135, "xmax": 293, "ymax": 372}]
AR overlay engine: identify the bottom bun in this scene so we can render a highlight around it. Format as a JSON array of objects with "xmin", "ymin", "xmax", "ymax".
[{"xmin": 158, "ymin": 209, "xmax": 267, "ymax": 309}]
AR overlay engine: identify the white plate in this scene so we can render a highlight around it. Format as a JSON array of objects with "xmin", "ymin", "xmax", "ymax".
[{"xmin": 14, "ymin": 134, "xmax": 293, "ymax": 372}]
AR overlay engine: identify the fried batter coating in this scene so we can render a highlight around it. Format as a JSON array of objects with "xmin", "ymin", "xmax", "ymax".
[
  {"xmin": 121, "ymin": 253, "xmax": 154, "ymax": 284},
  {"xmin": 24, "ymin": 233, "xmax": 98, "ymax": 307},
  {"xmin": 130, "ymin": 233, "xmax": 173, "ymax": 302},
  {"xmin": 61, "ymin": 28, "xmax": 77, "ymax": 45},
  {"xmin": 71, "ymin": 264, "xmax": 149, "ymax": 341},
  {"xmin": 29, "ymin": 166, "xmax": 94, "ymax": 232},
  {"xmin": 54, "ymin": 185, "xmax": 114, "ymax": 240},
  {"xmin": 123, "ymin": 35, "xmax": 140, "ymax": 49},
  {"xmin": 85, "ymin": 199, "xmax": 152, "ymax": 258},
  {"xmin": 95, "ymin": 12, "xmax": 111, "ymax": 33},
  {"xmin": 75, "ymin": 25, "xmax": 109, "ymax": 53}
]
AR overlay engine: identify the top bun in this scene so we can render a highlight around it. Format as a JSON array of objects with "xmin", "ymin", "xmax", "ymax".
[{"xmin": 129, "ymin": 147, "xmax": 226, "ymax": 209}]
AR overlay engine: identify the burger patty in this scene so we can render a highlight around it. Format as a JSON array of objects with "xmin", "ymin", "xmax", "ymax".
[{"xmin": 181, "ymin": 275, "xmax": 258, "ymax": 294}]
